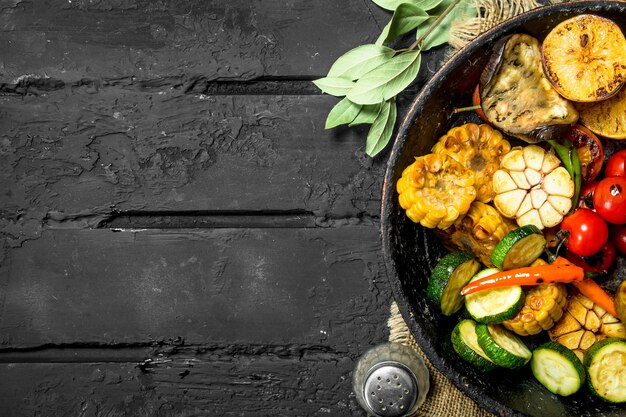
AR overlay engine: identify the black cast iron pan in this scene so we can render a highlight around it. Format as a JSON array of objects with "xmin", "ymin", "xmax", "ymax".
[{"xmin": 381, "ymin": 2, "xmax": 626, "ymax": 416}]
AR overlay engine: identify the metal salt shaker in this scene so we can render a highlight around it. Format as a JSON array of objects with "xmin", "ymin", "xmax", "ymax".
[{"xmin": 353, "ymin": 342, "xmax": 430, "ymax": 417}]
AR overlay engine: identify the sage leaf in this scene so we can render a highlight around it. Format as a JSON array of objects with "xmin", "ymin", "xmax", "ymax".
[
  {"xmin": 347, "ymin": 50, "xmax": 421, "ymax": 105},
  {"xmin": 349, "ymin": 103, "xmax": 382, "ymax": 126},
  {"xmin": 327, "ymin": 44, "xmax": 395, "ymax": 80},
  {"xmin": 325, "ymin": 97, "xmax": 363, "ymax": 129},
  {"xmin": 376, "ymin": 3, "xmax": 429, "ymax": 46},
  {"xmin": 415, "ymin": 0, "xmax": 446, "ymax": 10},
  {"xmin": 372, "ymin": 0, "xmax": 443, "ymax": 11},
  {"xmin": 415, "ymin": 0, "xmax": 471, "ymax": 51},
  {"xmin": 366, "ymin": 99, "xmax": 397, "ymax": 157},
  {"xmin": 371, "ymin": 0, "xmax": 408, "ymax": 11},
  {"xmin": 312, "ymin": 76, "xmax": 356, "ymax": 97}
]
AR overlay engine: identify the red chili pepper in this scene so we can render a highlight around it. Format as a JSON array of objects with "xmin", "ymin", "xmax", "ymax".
[
  {"xmin": 460, "ymin": 257, "xmax": 585, "ymax": 296},
  {"xmin": 572, "ymin": 279, "xmax": 618, "ymax": 318}
]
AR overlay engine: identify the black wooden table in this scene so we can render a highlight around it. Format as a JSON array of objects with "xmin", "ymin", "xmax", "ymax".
[{"xmin": 0, "ymin": 1, "xmax": 450, "ymax": 415}]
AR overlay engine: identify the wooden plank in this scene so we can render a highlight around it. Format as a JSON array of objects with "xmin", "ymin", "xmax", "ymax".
[
  {"xmin": 0, "ymin": 348, "xmax": 367, "ymax": 416},
  {"xmin": 0, "ymin": 227, "xmax": 390, "ymax": 349},
  {"xmin": 0, "ymin": 89, "xmax": 387, "ymax": 247},
  {"xmin": 0, "ymin": 0, "xmax": 388, "ymax": 83}
]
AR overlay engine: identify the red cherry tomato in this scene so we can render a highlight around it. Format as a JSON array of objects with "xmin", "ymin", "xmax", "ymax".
[
  {"xmin": 472, "ymin": 85, "xmax": 488, "ymax": 122},
  {"xmin": 566, "ymin": 124, "xmax": 604, "ymax": 182},
  {"xmin": 605, "ymin": 149, "xmax": 626, "ymax": 177},
  {"xmin": 560, "ymin": 208, "xmax": 609, "ymax": 257},
  {"xmin": 612, "ymin": 225, "xmax": 626, "ymax": 255},
  {"xmin": 578, "ymin": 181, "xmax": 598, "ymax": 209},
  {"xmin": 566, "ymin": 241, "xmax": 616, "ymax": 273},
  {"xmin": 593, "ymin": 176, "xmax": 626, "ymax": 224}
]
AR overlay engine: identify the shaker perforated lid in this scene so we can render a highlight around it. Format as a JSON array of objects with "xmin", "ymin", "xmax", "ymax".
[{"xmin": 362, "ymin": 361, "xmax": 418, "ymax": 417}]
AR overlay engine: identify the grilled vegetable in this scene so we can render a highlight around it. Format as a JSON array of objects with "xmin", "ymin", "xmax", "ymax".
[
  {"xmin": 549, "ymin": 289, "xmax": 626, "ymax": 361},
  {"xmin": 426, "ymin": 252, "xmax": 481, "ymax": 316},
  {"xmin": 464, "ymin": 268, "xmax": 524, "ymax": 323},
  {"xmin": 572, "ymin": 279, "xmax": 618, "ymax": 319},
  {"xmin": 616, "ymin": 280, "xmax": 626, "ymax": 324},
  {"xmin": 567, "ymin": 124, "xmax": 604, "ymax": 183},
  {"xmin": 460, "ymin": 257, "xmax": 584, "ymax": 296},
  {"xmin": 397, "ymin": 153, "xmax": 476, "ymax": 229},
  {"xmin": 431, "ymin": 123, "xmax": 511, "ymax": 203},
  {"xmin": 436, "ymin": 201, "xmax": 516, "ymax": 267},
  {"xmin": 577, "ymin": 85, "xmax": 626, "ymax": 139},
  {"xmin": 479, "ymin": 34, "xmax": 578, "ymax": 143},
  {"xmin": 531, "ymin": 341, "xmax": 585, "ymax": 397},
  {"xmin": 503, "ymin": 259, "xmax": 568, "ymax": 336},
  {"xmin": 491, "ymin": 225, "xmax": 546, "ymax": 270},
  {"xmin": 451, "ymin": 319, "xmax": 498, "ymax": 372},
  {"xmin": 492, "ymin": 145, "xmax": 574, "ymax": 229},
  {"xmin": 584, "ymin": 338, "xmax": 626, "ymax": 403},
  {"xmin": 547, "ymin": 137, "xmax": 581, "ymax": 207},
  {"xmin": 475, "ymin": 323, "xmax": 531, "ymax": 369},
  {"xmin": 542, "ymin": 14, "xmax": 626, "ymax": 103}
]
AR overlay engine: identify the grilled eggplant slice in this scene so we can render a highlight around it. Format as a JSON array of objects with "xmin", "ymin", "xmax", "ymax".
[{"xmin": 480, "ymin": 34, "xmax": 578, "ymax": 143}]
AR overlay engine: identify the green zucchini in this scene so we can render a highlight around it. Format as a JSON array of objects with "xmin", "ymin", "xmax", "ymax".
[
  {"xmin": 464, "ymin": 268, "xmax": 524, "ymax": 324},
  {"xmin": 426, "ymin": 252, "xmax": 481, "ymax": 316},
  {"xmin": 491, "ymin": 225, "xmax": 546, "ymax": 270},
  {"xmin": 584, "ymin": 338, "xmax": 626, "ymax": 403},
  {"xmin": 451, "ymin": 319, "xmax": 498, "ymax": 372},
  {"xmin": 531, "ymin": 341, "xmax": 585, "ymax": 397},
  {"xmin": 475, "ymin": 323, "xmax": 531, "ymax": 369}
]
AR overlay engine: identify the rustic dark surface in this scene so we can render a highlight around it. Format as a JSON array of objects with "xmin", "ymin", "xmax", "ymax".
[{"xmin": 0, "ymin": 1, "xmax": 451, "ymax": 415}]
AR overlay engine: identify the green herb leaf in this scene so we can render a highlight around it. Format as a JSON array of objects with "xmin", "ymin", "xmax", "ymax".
[
  {"xmin": 347, "ymin": 50, "xmax": 421, "ymax": 105},
  {"xmin": 371, "ymin": 0, "xmax": 408, "ymax": 11},
  {"xmin": 327, "ymin": 44, "xmax": 395, "ymax": 80},
  {"xmin": 325, "ymin": 98, "xmax": 363, "ymax": 129},
  {"xmin": 372, "ymin": 0, "xmax": 444, "ymax": 11},
  {"xmin": 312, "ymin": 77, "xmax": 356, "ymax": 96},
  {"xmin": 366, "ymin": 98, "xmax": 397, "ymax": 156},
  {"xmin": 349, "ymin": 103, "xmax": 382, "ymax": 126},
  {"xmin": 415, "ymin": 0, "xmax": 470, "ymax": 51},
  {"xmin": 415, "ymin": 0, "xmax": 446, "ymax": 10},
  {"xmin": 376, "ymin": 3, "xmax": 429, "ymax": 46}
]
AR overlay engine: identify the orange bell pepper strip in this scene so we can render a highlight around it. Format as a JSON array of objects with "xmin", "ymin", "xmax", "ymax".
[
  {"xmin": 572, "ymin": 279, "xmax": 618, "ymax": 318},
  {"xmin": 460, "ymin": 257, "xmax": 585, "ymax": 296}
]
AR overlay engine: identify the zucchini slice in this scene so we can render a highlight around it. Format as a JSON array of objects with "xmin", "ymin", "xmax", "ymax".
[
  {"xmin": 464, "ymin": 268, "xmax": 524, "ymax": 323},
  {"xmin": 426, "ymin": 252, "xmax": 481, "ymax": 316},
  {"xmin": 491, "ymin": 225, "xmax": 546, "ymax": 270},
  {"xmin": 584, "ymin": 338, "xmax": 626, "ymax": 403},
  {"xmin": 451, "ymin": 319, "xmax": 498, "ymax": 372},
  {"xmin": 531, "ymin": 341, "xmax": 585, "ymax": 396},
  {"xmin": 475, "ymin": 323, "xmax": 532, "ymax": 369}
]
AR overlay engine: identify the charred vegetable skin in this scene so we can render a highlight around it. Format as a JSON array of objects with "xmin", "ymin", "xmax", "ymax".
[
  {"xmin": 436, "ymin": 201, "xmax": 516, "ymax": 267},
  {"xmin": 397, "ymin": 153, "xmax": 476, "ymax": 229},
  {"xmin": 542, "ymin": 14, "xmax": 626, "ymax": 103},
  {"xmin": 503, "ymin": 259, "xmax": 569, "ymax": 336},
  {"xmin": 549, "ymin": 290, "xmax": 626, "ymax": 361},
  {"xmin": 431, "ymin": 123, "xmax": 511, "ymax": 203},
  {"xmin": 479, "ymin": 34, "xmax": 578, "ymax": 143}
]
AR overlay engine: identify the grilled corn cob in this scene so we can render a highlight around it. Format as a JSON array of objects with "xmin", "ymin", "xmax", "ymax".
[
  {"xmin": 397, "ymin": 153, "xmax": 476, "ymax": 229},
  {"xmin": 437, "ymin": 201, "xmax": 516, "ymax": 266},
  {"xmin": 432, "ymin": 123, "xmax": 511, "ymax": 203},
  {"xmin": 502, "ymin": 259, "xmax": 568, "ymax": 336}
]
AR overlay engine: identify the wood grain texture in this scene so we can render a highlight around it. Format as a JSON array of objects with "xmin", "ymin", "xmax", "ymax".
[
  {"xmin": 0, "ymin": 227, "xmax": 390, "ymax": 349},
  {"xmin": 0, "ymin": 0, "xmax": 388, "ymax": 82},
  {"xmin": 0, "ymin": 90, "xmax": 390, "ymax": 259},
  {"xmin": 0, "ymin": 1, "xmax": 442, "ymax": 415},
  {"xmin": 0, "ymin": 349, "xmax": 368, "ymax": 417}
]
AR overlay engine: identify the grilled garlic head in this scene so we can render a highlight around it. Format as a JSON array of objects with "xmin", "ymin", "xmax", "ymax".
[{"xmin": 492, "ymin": 145, "xmax": 574, "ymax": 229}]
